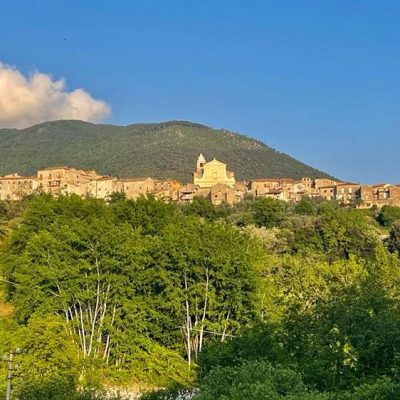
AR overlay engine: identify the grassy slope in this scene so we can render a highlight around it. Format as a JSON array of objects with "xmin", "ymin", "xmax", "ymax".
[{"xmin": 0, "ymin": 120, "xmax": 332, "ymax": 182}]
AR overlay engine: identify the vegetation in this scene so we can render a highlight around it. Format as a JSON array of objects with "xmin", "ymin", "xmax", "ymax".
[
  {"xmin": 0, "ymin": 120, "xmax": 332, "ymax": 181},
  {"xmin": 1, "ymin": 194, "xmax": 400, "ymax": 399}
]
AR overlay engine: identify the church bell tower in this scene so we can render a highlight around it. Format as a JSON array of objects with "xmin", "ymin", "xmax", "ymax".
[{"xmin": 197, "ymin": 153, "xmax": 206, "ymax": 174}]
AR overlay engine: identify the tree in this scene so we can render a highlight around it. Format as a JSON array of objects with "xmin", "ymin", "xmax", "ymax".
[
  {"xmin": 377, "ymin": 206, "xmax": 400, "ymax": 227},
  {"xmin": 387, "ymin": 221, "xmax": 400, "ymax": 254},
  {"xmin": 295, "ymin": 197, "xmax": 316, "ymax": 216},
  {"xmin": 181, "ymin": 196, "xmax": 219, "ymax": 221},
  {"xmin": 252, "ymin": 198, "xmax": 286, "ymax": 228},
  {"xmin": 193, "ymin": 360, "xmax": 327, "ymax": 400},
  {"xmin": 151, "ymin": 218, "xmax": 263, "ymax": 365}
]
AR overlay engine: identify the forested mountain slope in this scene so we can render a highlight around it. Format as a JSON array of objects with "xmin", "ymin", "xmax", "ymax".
[{"xmin": 0, "ymin": 120, "xmax": 331, "ymax": 181}]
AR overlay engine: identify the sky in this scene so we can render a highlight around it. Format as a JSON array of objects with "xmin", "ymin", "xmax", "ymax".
[{"xmin": 0, "ymin": 0, "xmax": 399, "ymax": 183}]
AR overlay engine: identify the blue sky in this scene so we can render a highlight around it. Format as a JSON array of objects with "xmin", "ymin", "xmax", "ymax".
[{"xmin": 0, "ymin": 0, "xmax": 399, "ymax": 183}]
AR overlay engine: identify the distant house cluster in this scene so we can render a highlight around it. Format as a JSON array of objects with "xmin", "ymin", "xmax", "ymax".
[{"xmin": 1, "ymin": 154, "xmax": 399, "ymax": 208}]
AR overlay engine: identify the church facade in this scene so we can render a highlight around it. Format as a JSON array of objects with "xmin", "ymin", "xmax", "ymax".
[{"xmin": 193, "ymin": 154, "xmax": 236, "ymax": 189}]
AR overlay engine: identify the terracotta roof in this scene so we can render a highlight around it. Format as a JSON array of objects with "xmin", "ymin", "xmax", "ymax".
[
  {"xmin": 372, "ymin": 183, "xmax": 389, "ymax": 188},
  {"xmin": 118, "ymin": 177, "xmax": 153, "ymax": 182},
  {"xmin": 96, "ymin": 176, "xmax": 115, "ymax": 181},
  {"xmin": 318, "ymin": 185, "xmax": 336, "ymax": 189},
  {"xmin": 251, "ymin": 178, "xmax": 281, "ymax": 182},
  {"xmin": 280, "ymin": 178, "xmax": 295, "ymax": 183},
  {"xmin": 38, "ymin": 166, "xmax": 71, "ymax": 171},
  {"xmin": 0, "ymin": 175, "xmax": 36, "ymax": 180},
  {"xmin": 336, "ymin": 182, "xmax": 360, "ymax": 187}
]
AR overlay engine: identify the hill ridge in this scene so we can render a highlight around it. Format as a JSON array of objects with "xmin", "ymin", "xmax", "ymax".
[{"xmin": 0, "ymin": 120, "xmax": 332, "ymax": 182}]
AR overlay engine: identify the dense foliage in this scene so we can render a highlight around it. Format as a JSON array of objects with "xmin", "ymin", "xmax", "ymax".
[
  {"xmin": 1, "ymin": 194, "xmax": 400, "ymax": 399},
  {"xmin": 0, "ymin": 120, "xmax": 331, "ymax": 180}
]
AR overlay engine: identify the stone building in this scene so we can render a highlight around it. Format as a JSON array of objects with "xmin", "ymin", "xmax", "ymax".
[
  {"xmin": 0, "ymin": 174, "xmax": 38, "ymax": 200},
  {"xmin": 178, "ymin": 184, "xmax": 199, "ymax": 203},
  {"xmin": 116, "ymin": 177, "xmax": 154, "ymax": 199},
  {"xmin": 92, "ymin": 176, "xmax": 118, "ymax": 199},
  {"xmin": 153, "ymin": 179, "xmax": 181, "ymax": 202},
  {"xmin": 210, "ymin": 184, "xmax": 236, "ymax": 205},
  {"xmin": 360, "ymin": 183, "xmax": 400, "ymax": 208},
  {"xmin": 234, "ymin": 182, "xmax": 248, "ymax": 202},
  {"xmin": 250, "ymin": 178, "xmax": 311, "ymax": 202},
  {"xmin": 301, "ymin": 177, "xmax": 313, "ymax": 191},
  {"xmin": 250, "ymin": 179, "xmax": 281, "ymax": 197},
  {"xmin": 318, "ymin": 185, "xmax": 336, "ymax": 201},
  {"xmin": 389, "ymin": 186, "xmax": 400, "ymax": 206},
  {"xmin": 37, "ymin": 167, "xmax": 101, "ymax": 194},
  {"xmin": 335, "ymin": 183, "xmax": 361, "ymax": 205},
  {"xmin": 314, "ymin": 178, "xmax": 338, "ymax": 190}
]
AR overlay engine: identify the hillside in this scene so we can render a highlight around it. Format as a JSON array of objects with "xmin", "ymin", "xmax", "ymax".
[{"xmin": 0, "ymin": 120, "xmax": 332, "ymax": 181}]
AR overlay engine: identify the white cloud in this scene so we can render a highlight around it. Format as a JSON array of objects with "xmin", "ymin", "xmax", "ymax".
[{"xmin": 0, "ymin": 62, "xmax": 111, "ymax": 128}]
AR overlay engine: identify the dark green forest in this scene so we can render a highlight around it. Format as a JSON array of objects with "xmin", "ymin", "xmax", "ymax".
[
  {"xmin": 1, "ymin": 194, "xmax": 400, "ymax": 399},
  {"xmin": 0, "ymin": 120, "xmax": 331, "ymax": 181}
]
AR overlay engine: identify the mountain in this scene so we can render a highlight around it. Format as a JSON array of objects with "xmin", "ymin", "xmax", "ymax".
[{"xmin": 0, "ymin": 120, "xmax": 332, "ymax": 182}]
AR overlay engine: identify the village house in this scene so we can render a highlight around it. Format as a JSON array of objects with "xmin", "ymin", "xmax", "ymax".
[
  {"xmin": 250, "ymin": 178, "xmax": 312, "ymax": 202},
  {"xmin": 0, "ymin": 174, "xmax": 38, "ymax": 200},
  {"xmin": 178, "ymin": 184, "xmax": 199, "ymax": 203},
  {"xmin": 210, "ymin": 183, "xmax": 237, "ymax": 205},
  {"xmin": 90, "ymin": 176, "xmax": 118, "ymax": 199},
  {"xmin": 360, "ymin": 184, "xmax": 400, "ymax": 208},
  {"xmin": 250, "ymin": 179, "xmax": 282, "ymax": 197},
  {"xmin": 37, "ymin": 166, "xmax": 101, "ymax": 194},
  {"xmin": 263, "ymin": 188, "xmax": 287, "ymax": 201},
  {"xmin": 318, "ymin": 185, "xmax": 336, "ymax": 201},
  {"xmin": 314, "ymin": 178, "xmax": 338, "ymax": 190},
  {"xmin": 390, "ymin": 186, "xmax": 400, "ymax": 206},
  {"xmin": 301, "ymin": 177, "xmax": 313, "ymax": 191},
  {"xmin": 153, "ymin": 179, "xmax": 181, "ymax": 202},
  {"xmin": 234, "ymin": 182, "xmax": 248, "ymax": 202},
  {"xmin": 335, "ymin": 182, "xmax": 361, "ymax": 205},
  {"xmin": 116, "ymin": 177, "xmax": 154, "ymax": 199}
]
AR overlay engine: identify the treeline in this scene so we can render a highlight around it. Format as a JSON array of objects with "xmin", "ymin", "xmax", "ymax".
[{"xmin": 0, "ymin": 194, "xmax": 400, "ymax": 399}]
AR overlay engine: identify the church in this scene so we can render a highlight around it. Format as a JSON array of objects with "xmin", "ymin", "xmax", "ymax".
[{"xmin": 193, "ymin": 154, "xmax": 236, "ymax": 189}]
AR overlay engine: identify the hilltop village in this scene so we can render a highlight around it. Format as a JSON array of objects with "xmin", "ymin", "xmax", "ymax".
[{"xmin": 0, "ymin": 154, "xmax": 399, "ymax": 208}]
